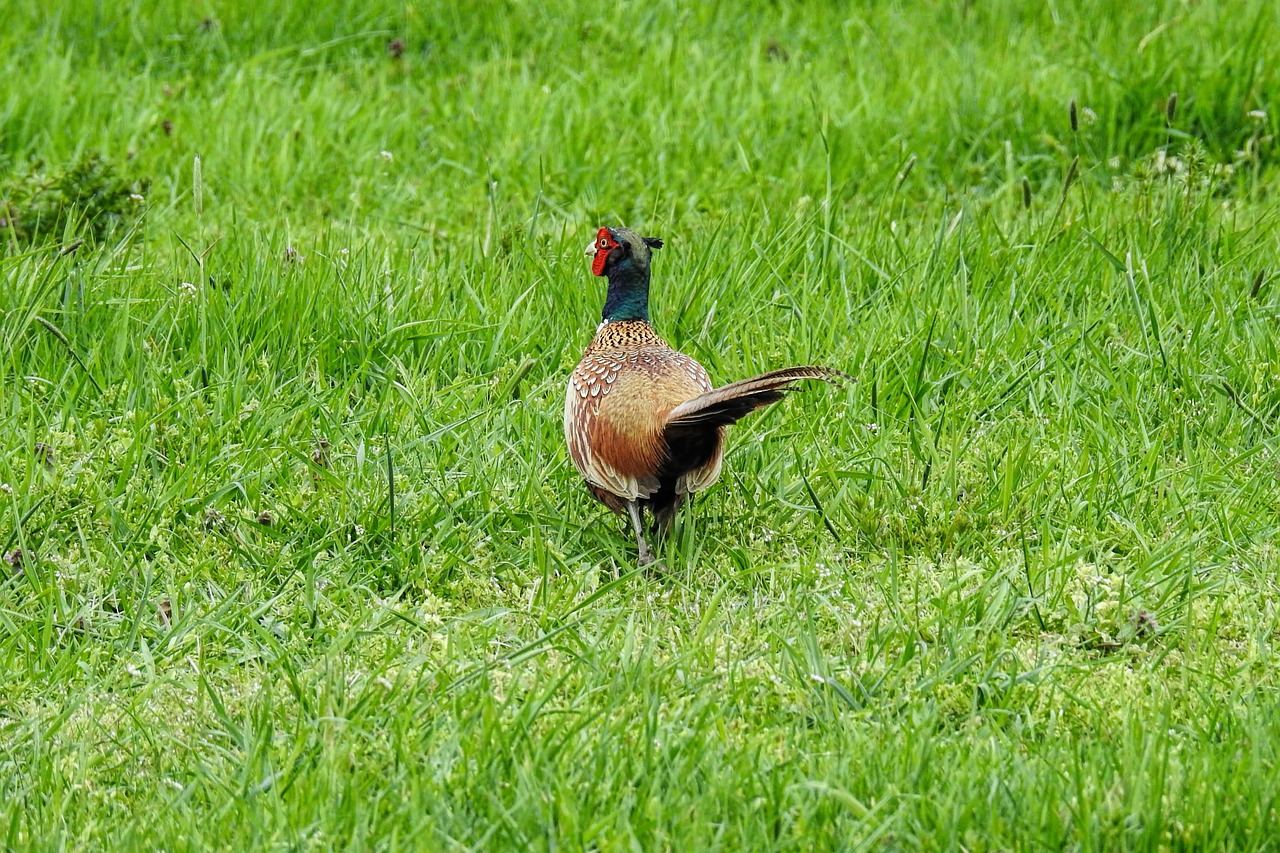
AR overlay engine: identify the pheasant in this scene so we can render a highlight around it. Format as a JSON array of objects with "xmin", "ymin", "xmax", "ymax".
[{"xmin": 565, "ymin": 226, "xmax": 846, "ymax": 566}]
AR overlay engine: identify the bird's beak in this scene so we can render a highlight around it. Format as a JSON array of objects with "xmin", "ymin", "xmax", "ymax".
[{"xmin": 584, "ymin": 240, "xmax": 598, "ymax": 258}]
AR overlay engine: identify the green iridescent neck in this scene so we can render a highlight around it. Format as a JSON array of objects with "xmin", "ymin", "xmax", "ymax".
[{"xmin": 601, "ymin": 258, "xmax": 650, "ymax": 322}]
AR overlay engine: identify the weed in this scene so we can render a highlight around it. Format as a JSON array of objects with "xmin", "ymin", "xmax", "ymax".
[{"xmin": 0, "ymin": 153, "xmax": 146, "ymax": 247}]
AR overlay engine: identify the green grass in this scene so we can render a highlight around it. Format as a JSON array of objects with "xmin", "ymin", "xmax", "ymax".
[{"xmin": 3, "ymin": 0, "xmax": 1280, "ymax": 848}]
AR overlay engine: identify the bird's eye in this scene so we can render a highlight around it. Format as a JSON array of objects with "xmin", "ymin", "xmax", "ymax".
[{"xmin": 599, "ymin": 238, "xmax": 610, "ymax": 248}]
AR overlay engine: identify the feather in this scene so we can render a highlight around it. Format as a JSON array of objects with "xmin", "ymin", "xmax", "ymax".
[{"xmin": 663, "ymin": 366, "xmax": 849, "ymax": 431}]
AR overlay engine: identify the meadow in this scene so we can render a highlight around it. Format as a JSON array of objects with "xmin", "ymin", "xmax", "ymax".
[{"xmin": 2, "ymin": 0, "xmax": 1280, "ymax": 848}]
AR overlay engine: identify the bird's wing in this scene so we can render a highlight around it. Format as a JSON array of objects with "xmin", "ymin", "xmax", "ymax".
[{"xmin": 564, "ymin": 358, "xmax": 662, "ymax": 502}]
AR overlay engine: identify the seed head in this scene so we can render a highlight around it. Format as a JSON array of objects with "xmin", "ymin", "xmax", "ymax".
[
  {"xmin": 193, "ymin": 155, "xmax": 203, "ymax": 217},
  {"xmin": 1165, "ymin": 92, "xmax": 1178, "ymax": 125},
  {"xmin": 202, "ymin": 506, "xmax": 227, "ymax": 532},
  {"xmin": 1069, "ymin": 98, "xmax": 1078, "ymax": 132},
  {"xmin": 1062, "ymin": 156, "xmax": 1079, "ymax": 196},
  {"xmin": 312, "ymin": 439, "xmax": 331, "ymax": 467},
  {"xmin": 1133, "ymin": 609, "xmax": 1158, "ymax": 639},
  {"xmin": 34, "ymin": 442, "xmax": 55, "ymax": 468},
  {"xmin": 896, "ymin": 154, "xmax": 916, "ymax": 188},
  {"xmin": 1249, "ymin": 270, "xmax": 1266, "ymax": 300}
]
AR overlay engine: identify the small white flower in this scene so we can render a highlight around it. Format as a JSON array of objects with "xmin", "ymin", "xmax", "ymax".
[
  {"xmin": 1248, "ymin": 110, "xmax": 1267, "ymax": 121},
  {"xmin": 0, "ymin": 483, "xmax": 11, "ymax": 494},
  {"xmin": 130, "ymin": 193, "xmax": 145, "ymax": 202},
  {"xmin": 1082, "ymin": 107, "xmax": 1097, "ymax": 124},
  {"xmin": 179, "ymin": 281, "xmax": 197, "ymax": 299},
  {"xmin": 379, "ymin": 150, "xmax": 394, "ymax": 162},
  {"xmin": 865, "ymin": 422, "xmax": 880, "ymax": 433}
]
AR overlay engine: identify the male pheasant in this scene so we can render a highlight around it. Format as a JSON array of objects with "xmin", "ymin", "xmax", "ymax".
[{"xmin": 565, "ymin": 226, "xmax": 846, "ymax": 566}]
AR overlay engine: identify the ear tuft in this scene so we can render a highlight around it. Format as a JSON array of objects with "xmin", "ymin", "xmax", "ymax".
[{"xmin": 643, "ymin": 237, "xmax": 664, "ymax": 250}]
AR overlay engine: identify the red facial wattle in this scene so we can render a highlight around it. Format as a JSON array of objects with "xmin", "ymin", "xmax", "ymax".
[
  {"xmin": 591, "ymin": 246, "xmax": 609, "ymax": 277},
  {"xmin": 591, "ymin": 228, "xmax": 614, "ymax": 276}
]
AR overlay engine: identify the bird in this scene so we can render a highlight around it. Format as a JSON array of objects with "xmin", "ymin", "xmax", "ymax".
[{"xmin": 564, "ymin": 226, "xmax": 847, "ymax": 566}]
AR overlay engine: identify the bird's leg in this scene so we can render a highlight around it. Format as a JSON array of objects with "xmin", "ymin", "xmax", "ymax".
[{"xmin": 626, "ymin": 500, "xmax": 655, "ymax": 566}]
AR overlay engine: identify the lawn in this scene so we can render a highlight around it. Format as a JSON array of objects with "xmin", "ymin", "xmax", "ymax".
[{"xmin": 3, "ymin": 0, "xmax": 1280, "ymax": 848}]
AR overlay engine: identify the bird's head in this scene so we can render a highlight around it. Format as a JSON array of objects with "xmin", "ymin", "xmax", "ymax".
[{"xmin": 584, "ymin": 227, "xmax": 663, "ymax": 279}]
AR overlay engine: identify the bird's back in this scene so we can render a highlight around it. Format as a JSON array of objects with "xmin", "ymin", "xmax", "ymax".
[{"xmin": 564, "ymin": 320, "xmax": 719, "ymax": 506}]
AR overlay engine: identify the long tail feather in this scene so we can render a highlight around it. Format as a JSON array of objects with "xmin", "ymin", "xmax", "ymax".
[{"xmin": 664, "ymin": 366, "xmax": 849, "ymax": 431}]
